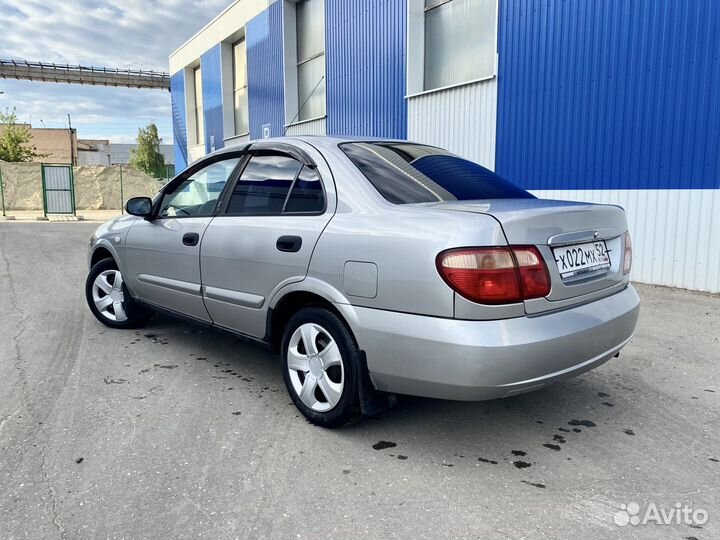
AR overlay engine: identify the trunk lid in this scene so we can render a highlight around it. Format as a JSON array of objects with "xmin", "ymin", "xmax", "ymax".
[{"xmin": 423, "ymin": 199, "xmax": 629, "ymax": 313}]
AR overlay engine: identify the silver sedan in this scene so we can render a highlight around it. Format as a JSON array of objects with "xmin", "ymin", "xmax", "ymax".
[{"xmin": 85, "ymin": 136, "xmax": 640, "ymax": 427}]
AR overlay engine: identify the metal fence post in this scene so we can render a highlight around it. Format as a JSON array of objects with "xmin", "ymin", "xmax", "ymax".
[
  {"xmin": 0, "ymin": 165, "xmax": 6, "ymax": 217},
  {"xmin": 119, "ymin": 164, "xmax": 124, "ymax": 214},
  {"xmin": 69, "ymin": 164, "xmax": 77, "ymax": 216},
  {"xmin": 41, "ymin": 163, "xmax": 48, "ymax": 218}
]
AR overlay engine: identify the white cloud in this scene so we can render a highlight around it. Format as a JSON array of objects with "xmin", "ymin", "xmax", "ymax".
[{"xmin": 0, "ymin": 0, "xmax": 230, "ymax": 143}]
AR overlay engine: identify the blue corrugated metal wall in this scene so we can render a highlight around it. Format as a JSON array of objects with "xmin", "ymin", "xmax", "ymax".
[
  {"xmin": 326, "ymin": 0, "xmax": 407, "ymax": 138},
  {"xmin": 201, "ymin": 44, "xmax": 225, "ymax": 153},
  {"xmin": 170, "ymin": 71, "xmax": 188, "ymax": 171},
  {"xmin": 247, "ymin": 1, "xmax": 285, "ymax": 139},
  {"xmin": 496, "ymin": 0, "xmax": 720, "ymax": 190}
]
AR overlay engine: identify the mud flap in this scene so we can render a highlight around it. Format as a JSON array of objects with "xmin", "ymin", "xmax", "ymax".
[{"xmin": 357, "ymin": 350, "xmax": 396, "ymax": 416}]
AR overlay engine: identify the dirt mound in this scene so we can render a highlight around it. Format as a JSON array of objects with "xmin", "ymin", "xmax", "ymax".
[{"xmin": 0, "ymin": 162, "xmax": 162, "ymax": 211}]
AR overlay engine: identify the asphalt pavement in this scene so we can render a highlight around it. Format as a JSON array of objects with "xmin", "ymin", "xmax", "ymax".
[{"xmin": 1, "ymin": 222, "xmax": 718, "ymax": 539}]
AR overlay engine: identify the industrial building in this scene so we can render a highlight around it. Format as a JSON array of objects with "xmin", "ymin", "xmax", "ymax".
[
  {"xmin": 78, "ymin": 139, "xmax": 175, "ymax": 167},
  {"xmin": 0, "ymin": 124, "xmax": 79, "ymax": 164},
  {"xmin": 169, "ymin": 0, "xmax": 720, "ymax": 293}
]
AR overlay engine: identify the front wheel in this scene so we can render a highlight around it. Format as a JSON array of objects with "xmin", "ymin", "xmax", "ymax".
[
  {"xmin": 85, "ymin": 258, "xmax": 151, "ymax": 329},
  {"xmin": 281, "ymin": 307, "xmax": 360, "ymax": 428}
]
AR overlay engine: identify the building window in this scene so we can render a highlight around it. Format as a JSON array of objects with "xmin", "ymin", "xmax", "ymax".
[
  {"xmin": 232, "ymin": 38, "xmax": 249, "ymax": 136},
  {"xmin": 193, "ymin": 66, "xmax": 204, "ymax": 144},
  {"xmin": 295, "ymin": 0, "xmax": 325, "ymax": 121},
  {"xmin": 423, "ymin": 0, "xmax": 497, "ymax": 91}
]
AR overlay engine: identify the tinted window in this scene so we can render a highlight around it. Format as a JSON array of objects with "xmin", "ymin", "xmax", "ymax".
[
  {"xmin": 159, "ymin": 158, "xmax": 241, "ymax": 217},
  {"xmin": 226, "ymin": 154, "xmax": 302, "ymax": 214},
  {"xmin": 341, "ymin": 142, "xmax": 533, "ymax": 204},
  {"xmin": 284, "ymin": 166, "xmax": 324, "ymax": 213}
]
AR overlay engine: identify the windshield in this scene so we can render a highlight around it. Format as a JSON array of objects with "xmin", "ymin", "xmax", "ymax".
[{"xmin": 340, "ymin": 142, "xmax": 533, "ymax": 204}]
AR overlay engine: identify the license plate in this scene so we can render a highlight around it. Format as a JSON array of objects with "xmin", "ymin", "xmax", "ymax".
[{"xmin": 552, "ymin": 241, "xmax": 610, "ymax": 278}]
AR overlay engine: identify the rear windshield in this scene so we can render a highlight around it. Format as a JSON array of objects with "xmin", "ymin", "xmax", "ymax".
[{"xmin": 340, "ymin": 142, "xmax": 534, "ymax": 204}]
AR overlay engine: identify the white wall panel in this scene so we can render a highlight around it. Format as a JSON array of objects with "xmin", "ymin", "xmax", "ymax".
[
  {"xmin": 407, "ymin": 78, "xmax": 497, "ymax": 169},
  {"xmin": 187, "ymin": 143, "xmax": 206, "ymax": 165},
  {"xmin": 532, "ymin": 189, "xmax": 720, "ymax": 293},
  {"xmin": 284, "ymin": 116, "xmax": 327, "ymax": 136}
]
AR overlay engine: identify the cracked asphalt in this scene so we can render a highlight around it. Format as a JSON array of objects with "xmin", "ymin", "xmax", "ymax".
[{"xmin": 1, "ymin": 222, "xmax": 719, "ymax": 539}]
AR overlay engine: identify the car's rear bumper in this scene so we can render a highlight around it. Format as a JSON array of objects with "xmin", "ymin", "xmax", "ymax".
[{"xmin": 337, "ymin": 285, "xmax": 640, "ymax": 401}]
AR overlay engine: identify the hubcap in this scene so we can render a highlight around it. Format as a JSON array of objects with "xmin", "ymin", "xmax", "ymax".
[
  {"xmin": 92, "ymin": 269, "xmax": 128, "ymax": 322},
  {"xmin": 287, "ymin": 323, "xmax": 344, "ymax": 412}
]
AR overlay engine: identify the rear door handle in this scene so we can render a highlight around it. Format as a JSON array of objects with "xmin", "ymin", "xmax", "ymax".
[
  {"xmin": 182, "ymin": 232, "xmax": 200, "ymax": 246},
  {"xmin": 276, "ymin": 235, "xmax": 302, "ymax": 253}
]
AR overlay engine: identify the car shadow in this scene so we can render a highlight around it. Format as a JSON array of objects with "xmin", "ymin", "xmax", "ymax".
[{"xmin": 140, "ymin": 314, "xmax": 626, "ymax": 462}]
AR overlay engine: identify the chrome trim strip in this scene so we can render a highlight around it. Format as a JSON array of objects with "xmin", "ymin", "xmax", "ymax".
[{"xmin": 547, "ymin": 228, "xmax": 620, "ymax": 246}]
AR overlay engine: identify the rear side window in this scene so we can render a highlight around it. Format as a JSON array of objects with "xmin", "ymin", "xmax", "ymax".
[
  {"xmin": 340, "ymin": 142, "xmax": 534, "ymax": 204},
  {"xmin": 284, "ymin": 166, "xmax": 324, "ymax": 213},
  {"xmin": 225, "ymin": 153, "xmax": 325, "ymax": 215},
  {"xmin": 226, "ymin": 154, "xmax": 301, "ymax": 214}
]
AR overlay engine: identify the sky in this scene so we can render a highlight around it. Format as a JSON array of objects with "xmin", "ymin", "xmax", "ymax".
[{"xmin": 0, "ymin": 0, "xmax": 229, "ymax": 143}]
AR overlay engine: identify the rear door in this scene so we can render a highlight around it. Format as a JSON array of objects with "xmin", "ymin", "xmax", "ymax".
[
  {"xmin": 200, "ymin": 144, "xmax": 335, "ymax": 338},
  {"xmin": 124, "ymin": 153, "xmax": 244, "ymax": 320}
]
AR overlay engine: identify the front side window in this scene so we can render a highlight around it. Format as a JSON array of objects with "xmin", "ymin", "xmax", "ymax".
[
  {"xmin": 193, "ymin": 66, "xmax": 204, "ymax": 144},
  {"xmin": 296, "ymin": 0, "xmax": 326, "ymax": 121},
  {"xmin": 232, "ymin": 38, "xmax": 249, "ymax": 136},
  {"xmin": 226, "ymin": 153, "xmax": 325, "ymax": 215},
  {"xmin": 159, "ymin": 157, "xmax": 241, "ymax": 217},
  {"xmin": 424, "ymin": 0, "xmax": 497, "ymax": 90},
  {"xmin": 340, "ymin": 142, "xmax": 533, "ymax": 204}
]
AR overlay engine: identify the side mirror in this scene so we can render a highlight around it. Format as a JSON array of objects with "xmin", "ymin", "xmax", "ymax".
[{"xmin": 126, "ymin": 196, "xmax": 153, "ymax": 217}]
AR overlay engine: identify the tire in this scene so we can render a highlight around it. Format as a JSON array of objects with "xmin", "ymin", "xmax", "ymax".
[
  {"xmin": 85, "ymin": 258, "xmax": 151, "ymax": 329},
  {"xmin": 281, "ymin": 307, "xmax": 360, "ymax": 428}
]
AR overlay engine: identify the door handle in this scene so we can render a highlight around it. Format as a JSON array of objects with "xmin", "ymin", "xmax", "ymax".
[
  {"xmin": 182, "ymin": 232, "xmax": 200, "ymax": 246},
  {"xmin": 276, "ymin": 235, "xmax": 302, "ymax": 253}
]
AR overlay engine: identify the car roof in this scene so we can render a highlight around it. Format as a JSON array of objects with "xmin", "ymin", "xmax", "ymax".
[{"xmin": 207, "ymin": 135, "xmax": 407, "ymax": 159}]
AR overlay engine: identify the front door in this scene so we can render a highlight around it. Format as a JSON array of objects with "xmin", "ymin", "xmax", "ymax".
[
  {"xmin": 201, "ymin": 148, "xmax": 334, "ymax": 338},
  {"xmin": 124, "ymin": 154, "xmax": 243, "ymax": 321}
]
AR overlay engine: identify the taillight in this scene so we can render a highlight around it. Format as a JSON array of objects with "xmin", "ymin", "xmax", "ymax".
[
  {"xmin": 436, "ymin": 246, "xmax": 551, "ymax": 305},
  {"xmin": 513, "ymin": 246, "xmax": 552, "ymax": 299},
  {"xmin": 623, "ymin": 231, "xmax": 633, "ymax": 275}
]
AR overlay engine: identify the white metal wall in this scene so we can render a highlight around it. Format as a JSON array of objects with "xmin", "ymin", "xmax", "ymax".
[
  {"xmin": 284, "ymin": 117, "xmax": 327, "ymax": 136},
  {"xmin": 533, "ymin": 189, "xmax": 720, "ymax": 293},
  {"xmin": 407, "ymin": 78, "xmax": 497, "ymax": 169}
]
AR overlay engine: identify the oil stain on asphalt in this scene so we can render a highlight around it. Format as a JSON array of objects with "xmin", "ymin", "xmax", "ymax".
[{"xmin": 372, "ymin": 441, "xmax": 397, "ymax": 450}]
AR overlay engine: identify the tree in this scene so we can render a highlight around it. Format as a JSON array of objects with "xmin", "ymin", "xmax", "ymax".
[
  {"xmin": 129, "ymin": 123, "xmax": 165, "ymax": 176},
  {"xmin": 0, "ymin": 108, "xmax": 46, "ymax": 162}
]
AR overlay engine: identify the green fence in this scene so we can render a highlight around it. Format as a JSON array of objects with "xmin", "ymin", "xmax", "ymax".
[{"xmin": 0, "ymin": 166, "xmax": 5, "ymax": 217}]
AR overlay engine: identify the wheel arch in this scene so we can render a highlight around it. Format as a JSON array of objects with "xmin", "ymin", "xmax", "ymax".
[
  {"xmin": 268, "ymin": 284, "xmax": 395, "ymax": 417},
  {"xmin": 267, "ymin": 290, "xmax": 351, "ymax": 351},
  {"xmin": 90, "ymin": 245, "xmax": 115, "ymax": 268}
]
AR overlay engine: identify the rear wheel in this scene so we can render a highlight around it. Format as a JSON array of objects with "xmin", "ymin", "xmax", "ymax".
[
  {"xmin": 85, "ymin": 258, "xmax": 151, "ymax": 329},
  {"xmin": 281, "ymin": 307, "xmax": 360, "ymax": 428}
]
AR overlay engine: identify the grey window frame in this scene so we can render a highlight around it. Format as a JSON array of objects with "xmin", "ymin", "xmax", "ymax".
[
  {"xmin": 232, "ymin": 38, "xmax": 249, "ymax": 136},
  {"xmin": 193, "ymin": 66, "xmax": 204, "ymax": 144},
  {"xmin": 422, "ymin": 0, "xmax": 498, "ymax": 92},
  {"xmin": 295, "ymin": 0, "xmax": 326, "ymax": 122}
]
